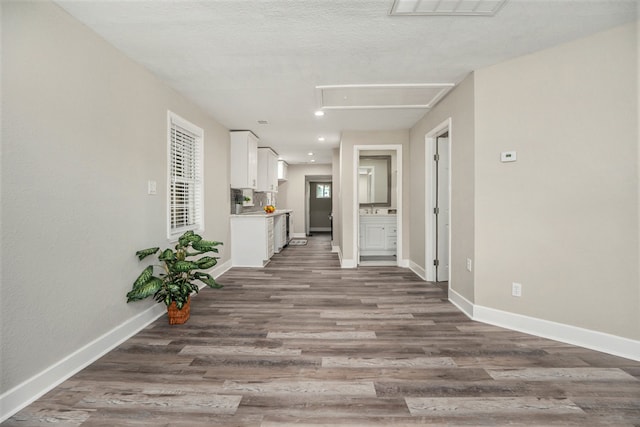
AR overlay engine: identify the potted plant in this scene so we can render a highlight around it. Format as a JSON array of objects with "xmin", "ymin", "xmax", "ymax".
[{"xmin": 126, "ymin": 230, "xmax": 223, "ymax": 324}]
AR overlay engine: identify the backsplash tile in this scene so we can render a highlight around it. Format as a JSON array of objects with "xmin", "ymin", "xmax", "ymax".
[{"xmin": 230, "ymin": 189, "xmax": 277, "ymax": 214}]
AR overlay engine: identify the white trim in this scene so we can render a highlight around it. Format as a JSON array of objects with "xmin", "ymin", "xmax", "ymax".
[
  {"xmin": 338, "ymin": 247, "xmax": 357, "ymax": 268},
  {"xmin": 448, "ymin": 287, "xmax": 475, "ymax": 319},
  {"xmin": 445, "ymin": 292, "xmax": 640, "ymax": 362},
  {"xmin": 397, "ymin": 258, "xmax": 410, "ymax": 268},
  {"xmin": 167, "ymin": 111, "xmax": 205, "ymax": 240},
  {"xmin": 331, "ymin": 245, "xmax": 340, "ymax": 253},
  {"xmin": 425, "ymin": 118, "xmax": 452, "ymax": 282},
  {"xmin": 409, "ymin": 260, "xmax": 427, "ymax": 281},
  {"xmin": 341, "ymin": 258, "xmax": 357, "ymax": 268},
  {"xmin": 353, "ymin": 144, "xmax": 403, "ymax": 268},
  {"xmin": 0, "ymin": 260, "xmax": 232, "ymax": 423},
  {"xmin": 0, "ymin": 303, "xmax": 166, "ymax": 423},
  {"xmin": 474, "ymin": 305, "xmax": 640, "ymax": 363},
  {"xmin": 292, "ymin": 232, "xmax": 306, "ymax": 239}
]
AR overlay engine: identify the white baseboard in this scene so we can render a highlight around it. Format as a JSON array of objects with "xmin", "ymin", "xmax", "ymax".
[
  {"xmin": 337, "ymin": 248, "xmax": 357, "ymax": 268},
  {"xmin": 474, "ymin": 305, "xmax": 640, "ymax": 362},
  {"xmin": 409, "ymin": 261, "xmax": 427, "ymax": 281},
  {"xmin": 445, "ymin": 288, "xmax": 640, "ymax": 362},
  {"xmin": 292, "ymin": 232, "xmax": 306, "ymax": 238},
  {"xmin": 331, "ymin": 245, "xmax": 339, "ymax": 253},
  {"xmin": 398, "ymin": 258, "xmax": 410, "ymax": 268},
  {"xmin": 0, "ymin": 259, "xmax": 233, "ymax": 423},
  {"xmin": 0, "ymin": 303, "xmax": 166, "ymax": 423},
  {"xmin": 448, "ymin": 287, "xmax": 474, "ymax": 319}
]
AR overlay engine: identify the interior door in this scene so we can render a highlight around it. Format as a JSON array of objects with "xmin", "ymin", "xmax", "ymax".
[{"xmin": 436, "ymin": 136, "xmax": 450, "ymax": 281}]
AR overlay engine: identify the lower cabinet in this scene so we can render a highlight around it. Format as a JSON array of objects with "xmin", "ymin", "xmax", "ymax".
[
  {"xmin": 359, "ymin": 215, "xmax": 397, "ymax": 256},
  {"xmin": 230, "ymin": 215, "xmax": 274, "ymax": 267}
]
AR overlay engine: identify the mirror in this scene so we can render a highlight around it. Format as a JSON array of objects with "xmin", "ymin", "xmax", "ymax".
[{"xmin": 358, "ymin": 155, "xmax": 391, "ymax": 207}]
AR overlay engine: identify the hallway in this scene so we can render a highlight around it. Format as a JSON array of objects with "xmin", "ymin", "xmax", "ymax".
[{"xmin": 5, "ymin": 233, "xmax": 640, "ymax": 426}]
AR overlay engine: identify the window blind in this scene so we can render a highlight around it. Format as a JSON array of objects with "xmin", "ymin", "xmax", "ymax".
[{"xmin": 168, "ymin": 113, "xmax": 203, "ymax": 239}]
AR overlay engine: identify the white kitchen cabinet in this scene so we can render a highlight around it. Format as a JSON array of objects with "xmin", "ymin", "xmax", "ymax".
[
  {"xmin": 359, "ymin": 215, "xmax": 397, "ymax": 256},
  {"xmin": 257, "ymin": 147, "xmax": 278, "ymax": 192},
  {"xmin": 230, "ymin": 131, "xmax": 258, "ymax": 189},
  {"xmin": 277, "ymin": 160, "xmax": 288, "ymax": 181},
  {"xmin": 230, "ymin": 215, "xmax": 274, "ymax": 267}
]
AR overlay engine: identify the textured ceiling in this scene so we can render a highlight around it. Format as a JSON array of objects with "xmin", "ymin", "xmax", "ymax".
[{"xmin": 54, "ymin": 0, "xmax": 637, "ymax": 164}]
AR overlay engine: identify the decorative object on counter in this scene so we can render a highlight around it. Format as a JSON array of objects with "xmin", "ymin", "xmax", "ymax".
[
  {"xmin": 126, "ymin": 230, "xmax": 223, "ymax": 324},
  {"xmin": 263, "ymin": 205, "xmax": 276, "ymax": 214}
]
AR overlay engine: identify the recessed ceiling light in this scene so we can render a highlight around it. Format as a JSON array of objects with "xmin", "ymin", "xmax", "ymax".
[
  {"xmin": 257, "ymin": 120, "xmax": 269, "ymax": 125},
  {"xmin": 310, "ymin": 159, "xmax": 316, "ymax": 163},
  {"xmin": 318, "ymin": 137, "xmax": 325, "ymax": 142},
  {"xmin": 314, "ymin": 110, "xmax": 325, "ymax": 117},
  {"xmin": 308, "ymin": 152, "xmax": 314, "ymax": 156}
]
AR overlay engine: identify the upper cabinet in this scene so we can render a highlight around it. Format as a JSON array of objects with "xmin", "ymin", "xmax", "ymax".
[
  {"xmin": 257, "ymin": 147, "xmax": 278, "ymax": 192},
  {"xmin": 277, "ymin": 160, "xmax": 288, "ymax": 181},
  {"xmin": 230, "ymin": 131, "xmax": 258, "ymax": 189}
]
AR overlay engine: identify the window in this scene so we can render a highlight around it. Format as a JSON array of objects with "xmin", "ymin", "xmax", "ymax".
[
  {"xmin": 167, "ymin": 111, "xmax": 204, "ymax": 240},
  {"xmin": 316, "ymin": 183, "xmax": 331, "ymax": 199}
]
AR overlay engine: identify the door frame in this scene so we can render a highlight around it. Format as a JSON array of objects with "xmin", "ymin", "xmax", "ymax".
[
  {"xmin": 305, "ymin": 175, "xmax": 332, "ymax": 236},
  {"xmin": 353, "ymin": 144, "xmax": 403, "ymax": 266},
  {"xmin": 425, "ymin": 118, "xmax": 452, "ymax": 282}
]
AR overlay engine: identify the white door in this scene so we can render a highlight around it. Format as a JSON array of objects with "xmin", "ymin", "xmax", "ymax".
[{"xmin": 436, "ymin": 137, "xmax": 450, "ymax": 281}]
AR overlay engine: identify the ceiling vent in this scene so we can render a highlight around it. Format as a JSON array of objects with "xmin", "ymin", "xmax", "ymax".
[
  {"xmin": 390, "ymin": 0, "xmax": 508, "ymax": 16},
  {"xmin": 316, "ymin": 83, "xmax": 454, "ymax": 111}
]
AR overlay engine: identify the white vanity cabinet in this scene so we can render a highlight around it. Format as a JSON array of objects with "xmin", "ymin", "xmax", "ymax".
[
  {"xmin": 359, "ymin": 215, "xmax": 397, "ymax": 256},
  {"xmin": 230, "ymin": 215, "xmax": 274, "ymax": 267},
  {"xmin": 230, "ymin": 131, "xmax": 258, "ymax": 189},
  {"xmin": 257, "ymin": 147, "xmax": 278, "ymax": 192}
]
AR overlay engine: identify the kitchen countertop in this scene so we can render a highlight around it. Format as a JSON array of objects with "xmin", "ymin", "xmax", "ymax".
[{"xmin": 230, "ymin": 209, "xmax": 292, "ymax": 217}]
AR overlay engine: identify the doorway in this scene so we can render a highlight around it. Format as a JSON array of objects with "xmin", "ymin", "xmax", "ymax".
[
  {"xmin": 353, "ymin": 145, "xmax": 403, "ymax": 267},
  {"xmin": 435, "ymin": 133, "xmax": 450, "ymax": 281},
  {"xmin": 305, "ymin": 175, "xmax": 332, "ymax": 237},
  {"xmin": 425, "ymin": 119, "xmax": 451, "ymax": 283}
]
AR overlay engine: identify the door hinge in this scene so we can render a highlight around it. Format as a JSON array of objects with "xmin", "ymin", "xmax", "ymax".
[
  {"xmin": 433, "ymin": 259, "xmax": 440, "ymax": 266},
  {"xmin": 433, "ymin": 207, "xmax": 440, "ymax": 215},
  {"xmin": 434, "ymin": 154, "xmax": 440, "ymax": 162}
]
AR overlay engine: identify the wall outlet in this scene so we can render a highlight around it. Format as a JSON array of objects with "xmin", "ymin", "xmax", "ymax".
[
  {"xmin": 512, "ymin": 282, "xmax": 522, "ymax": 297},
  {"xmin": 466, "ymin": 258, "xmax": 472, "ymax": 272}
]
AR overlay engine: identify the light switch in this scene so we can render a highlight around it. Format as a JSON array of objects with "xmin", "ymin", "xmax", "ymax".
[
  {"xmin": 147, "ymin": 180, "xmax": 157, "ymax": 195},
  {"xmin": 501, "ymin": 151, "xmax": 517, "ymax": 162}
]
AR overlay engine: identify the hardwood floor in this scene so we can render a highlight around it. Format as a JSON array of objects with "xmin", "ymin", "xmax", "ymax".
[{"xmin": 5, "ymin": 233, "xmax": 640, "ymax": 426}]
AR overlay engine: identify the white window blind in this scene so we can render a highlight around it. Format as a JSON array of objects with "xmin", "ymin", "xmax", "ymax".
[{"xmin": 168, "ymin": 112, "xmax": 204, "ymax": 239}]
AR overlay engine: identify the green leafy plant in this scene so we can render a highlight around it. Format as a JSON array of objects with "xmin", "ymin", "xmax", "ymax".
[{"xmin": 126, "ymin": 230, "xmax": 223, "ymax": 310}]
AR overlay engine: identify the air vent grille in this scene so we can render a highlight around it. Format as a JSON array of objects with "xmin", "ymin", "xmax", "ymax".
[{"xmin": 390, "ymin": 0, "xmax": 508, "ymax": 16}]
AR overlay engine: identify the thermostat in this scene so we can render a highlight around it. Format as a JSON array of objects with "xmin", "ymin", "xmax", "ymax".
[{"xmin": 501, "ymin": 151, "xmax": 517, "ymax": 162}]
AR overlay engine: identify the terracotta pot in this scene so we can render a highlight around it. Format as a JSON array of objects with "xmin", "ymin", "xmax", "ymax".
[{"xmin": 167, "ymin": 297, "xmax": 191, "ymax": 325}]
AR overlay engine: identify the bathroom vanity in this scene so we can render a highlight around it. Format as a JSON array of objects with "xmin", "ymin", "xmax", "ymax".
[{"xmin": 359, "ymin": 214, "xmax": 397, "ymax": 256}]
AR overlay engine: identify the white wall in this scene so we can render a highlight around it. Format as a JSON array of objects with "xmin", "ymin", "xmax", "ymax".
[
  {"xmin": 280, "ymin": 163, "xmax": 332, "ymax": 236},
  {"xmin": 474, "ymin": 22, "xmax": 639, "ymax": 340},
  {"xmin": 410, "ymin": 75, "xmax": 476, "ymax": 299},
  {"xmin": 1, "ymin": 0, "xmax": 231, "ymax": 404}
]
